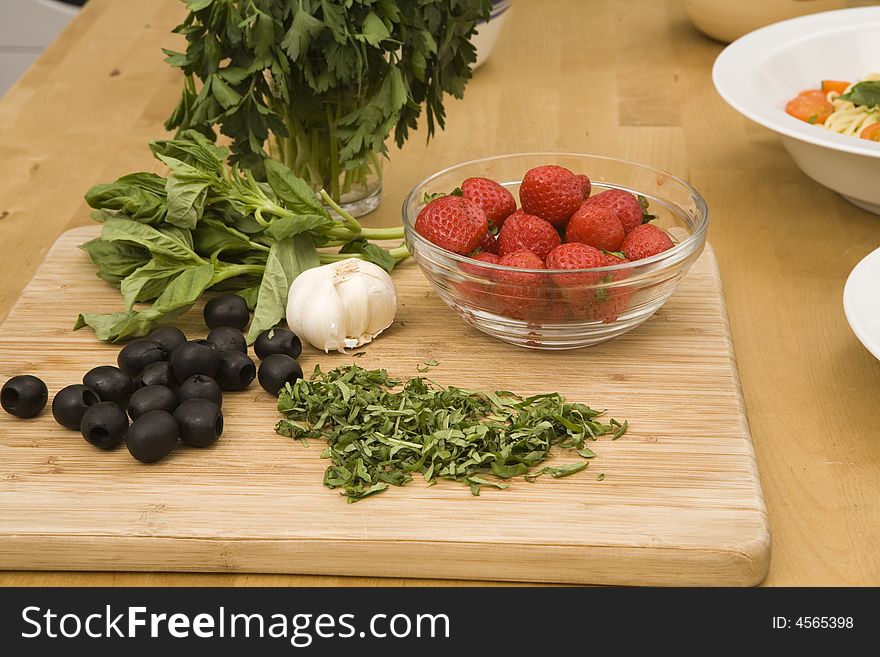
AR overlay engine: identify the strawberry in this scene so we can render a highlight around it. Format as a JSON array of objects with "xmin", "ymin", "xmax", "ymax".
[
  {"xmin": 477, "ymin": 231, "xmax": 500, "ymax": 255},
  {"xmin": 621, "ymin": 224, "xmax": 674, "ymax": 260},
  {"xmin": 588, "ymin": 253, "xmax": 633, "ymax": 323},
  {"xmin": 519, "ymin": 165, "xmax": 583, "ymax": 227},
  {"xmin": 415, "ymin": 195, "xmax": 488, "ymax": 255},
  {"xmin": 495, "ymin": 250, "xmax": 546, "ymax": 320},
  {"xmin": 498, "ymin": 211, "xmax": 561, "ymax": 260},
  {"xmin": 587, "ymin": 189, "xmax": 653, "ymax": 233},
  {"xmin": 544, "ymin": 243, "xmax": 604, "ymax": 322},
  {"xmin": 461, "ymin": 177, "xmax": 516, "ymax": 228},
  {"xmin": 576, "ymin": 174, "xmax": 592, "ymax": 199},
  {"xmin": 565, "ymin": 202, "xmax": 625, "ymax": 252},
  {"xmin": 545, "ymin": 242, "xmax": 606, "ymax": 287},
  {"xmin": 460, "ymin": 251, "xmax": 501, "ymax": 276},
  {"xmin": 458, "ymin": 252, "xmax": 502, "ymax": 311}
]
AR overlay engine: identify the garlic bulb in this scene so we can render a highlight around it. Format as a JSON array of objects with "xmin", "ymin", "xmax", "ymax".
[{"xmin": 286, "ymin": 259, "xmax": 398, "ymax": 353}]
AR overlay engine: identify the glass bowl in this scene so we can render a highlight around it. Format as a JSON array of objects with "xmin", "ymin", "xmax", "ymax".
[{"xmin": 401, "ymin": 153, "xmax": 709, "ymax": 349}]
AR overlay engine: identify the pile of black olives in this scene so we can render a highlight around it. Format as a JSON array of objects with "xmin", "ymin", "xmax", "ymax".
[{"xmin": 1, "ymin": 294, "xmax": 306, "ymax": 464}]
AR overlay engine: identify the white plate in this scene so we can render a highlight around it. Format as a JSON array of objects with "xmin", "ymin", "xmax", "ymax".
[
  {"xmin": 844, "ymin": 246, "xmax": 880, "ymax": 360},
  {"xmin": 713, "ymin": 7, "xmax": 880, "ymax": 214}
]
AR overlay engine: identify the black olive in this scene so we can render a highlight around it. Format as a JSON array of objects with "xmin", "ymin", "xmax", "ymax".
[
  {"xmin": 127, "ymin": 385, "xmax": 178, "ymax": 420},
  {"xmin": 257, "ymin": 354, "xmax": 303, "ymax": 396},
  {"xmin": 169, "ymin": 340, "xmax": 220, "ymax": 382},
  {"xmin": 174, "ymin": 399, "xmax": 223, "ymax": 448},
  {"xmin": 206, "ymin": 326, "xmax": 247, "ymax": 354},
  {"xmin": 125, "ymin": 410, "xmax": 178, "ymax": 463},
  {"xmin": 215, "ymin": 351, "xmax": 256, "ymax": 391},
  {"xmin": 133, "ymin": 361, "xmax": 176, "ymax": 389},
  {"xmin": 117, "ymin": 339, "xmax": 168, "ymax": 376},
  {"xmin": 146, "ymin": 326, "xmax": 187, "ymax": 352},
  {"xmin": 1, "ymin": 375, "xmax": 48, "ymax": 418},
  {"xmin": 80, "ymin": 401, "xmax": 129, "ymax": 449},
  {"xmin": 178, "ymin": 375, "xmax": 223, "ymax": 407},
  {"xmin": 52, "ymin": 384, "xmax": 101, "ymax": 430},
  {"xmin": 203, "ymin": 294, "xmax": 250, "ymax": 330},
  {"xmin": 253, "ymin": 328, "xmax": 302, "ymax": 361},
  {"xmin": 83, "ymin": 365, "xmax": 134, "ymax": 406}
]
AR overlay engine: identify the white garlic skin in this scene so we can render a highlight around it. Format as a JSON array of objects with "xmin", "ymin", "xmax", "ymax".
[{"xmin": 286, "ymin": 259, "xmax": 398, "ymax": 353}]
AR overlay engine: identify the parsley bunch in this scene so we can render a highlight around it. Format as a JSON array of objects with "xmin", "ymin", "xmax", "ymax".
[
  {"xmin": 164, "ymin": 0, "xmax": 491, "ymax": 199},
  {"xmin": 276, "ymin": 364, "xmax": 628, "ymax": 501}
]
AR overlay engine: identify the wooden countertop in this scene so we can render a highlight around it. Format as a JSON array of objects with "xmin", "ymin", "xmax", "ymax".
[{"xmin": 0, "ymin": 0, "xmax": 877, "ymax": 587}]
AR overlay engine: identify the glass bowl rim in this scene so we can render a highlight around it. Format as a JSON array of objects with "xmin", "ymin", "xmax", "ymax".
[{"xmin": 401, "ymin": 151, "xmax": 710, "ymax": 275}]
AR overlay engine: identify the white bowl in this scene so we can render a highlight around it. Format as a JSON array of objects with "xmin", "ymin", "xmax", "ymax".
[
  {"xmin": 685, "ymin": 0, "xmax": 845, "ymax": 43},
  {"xmin": 844, "ymin": 246, "xmax": 880, "ymax": 360},
  {"xmin": 712, "ymin": 7, "xmax": 880, "ymax": 214},
  {"xmin": 472, "ymin": 0, "xmax": 512, "ymax": 69}
]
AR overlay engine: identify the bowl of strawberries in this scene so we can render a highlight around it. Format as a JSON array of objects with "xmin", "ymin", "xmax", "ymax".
[{"xmin": 402, "ymin": 153, "xmax": 709, "ymax": 349}]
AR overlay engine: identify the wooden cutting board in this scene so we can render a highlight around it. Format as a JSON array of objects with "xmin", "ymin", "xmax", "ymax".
[{"xmin": 0, "ymin": 227, "xmax": 769, "ymax": 586}]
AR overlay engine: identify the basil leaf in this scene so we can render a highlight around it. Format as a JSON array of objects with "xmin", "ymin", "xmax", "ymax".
[
  {"xmin": 153, "ymin": 263, "xmax": 215, "ymax": 313},
  {"xmin": 84, "ymin": 172, "xmax": 168, "ymax": 225},
  {"xmin": 120, "ymin": 258, "xmax": 186, "ymax": 309},
  {"xmin": 161, "ymin": 157, "xmax": 213, "ymax": 229},
  {"xmin": 338, "ymin": 239, "xmax": 396, "ymax": 272},
  {"xmin": 149, "ymin": 130, "xmax": 226, "ymax": 173},
  {"xmin": 265, "ymin": 213, "xmax": 334, "ymax": 241},
  {"xmin": 264, "ymin": 159, "xmax": 328, "ymax": 217},
  {"xmin": 246, "ymin": 234, "xmax": 319, "ymax": 343},
  {"xmin": 194, "ymin": 217, "xmax": 265, "ymax": 255},
  {"xmin": 74, "ymin": 311, "xmax": 140, "ymax": 342},
  {"xmin": 101, "ymin": 218, "xmax": 202, "ymax": 263},
  {"xmin": 839, "ymin": 80, "xmax": 880, "ymax": 108},
  {"xmin": 79, "ymin": 238, "xmax": 149, "ymax": 284},
  {"xmin": 237, "ymin": 285, "xmax": 261, "ymax": 310}
]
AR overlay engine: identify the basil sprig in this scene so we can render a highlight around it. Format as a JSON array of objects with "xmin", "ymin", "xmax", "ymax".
[
  {"xmin": 77, "ymin": 131, "xmax": 407, "ymax": 343},
  {"xmin": 276, "ymin": 365, "xmax": 627, "ymax": 501},
  {"xmin": 838, "ymin": 80, "xmax": 880, "ymax": 108}
]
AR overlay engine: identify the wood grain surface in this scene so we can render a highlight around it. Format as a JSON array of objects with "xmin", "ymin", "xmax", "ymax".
[
  {"xmin": 0, "ymin": 0, "xmax": 877, "ymax": 586},
  {"xmin": 0, "ymin": 227, "xmax": 768, "ymax": 586}
]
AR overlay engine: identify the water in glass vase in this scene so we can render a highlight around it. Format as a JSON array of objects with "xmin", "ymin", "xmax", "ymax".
[{"xmin": 270, "ymin": 112, "xmax": 383, "ymax": 219}]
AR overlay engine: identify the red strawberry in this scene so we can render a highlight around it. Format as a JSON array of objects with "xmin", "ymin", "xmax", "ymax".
[
  {"xmin": 460, "ymin": 251, "xmax": 501, "ymax": 276},
  {"xmin": 415, "ymin": 195, "xmax": 488, "ymax": 255},
  {"xmin": 587, "ymin": 253, "xmax": 633, "ymax": 323},
  {"xmin": 587, "ymin": 189, "xmax": 653, "ymax": 233},
  {"xmin": 472, "ymin": 251, "xmax": 501, "ymax": 265},
  {"xmin": 477, "ymin": 231, "xmax": 500, "ymax": 255},
  {"xmin": 495, "ymin": 250, "xmax": 546, "ymax": 321},
  {"xmin": 519, "ymin": 165, "xmax": 583, "ymax": 227},
  {"xmin": 621, "ymin": 224, "xmax": 674, "ymax": 260},
  {"xmin": 458, "ymin": 252, "xmax": 502, "ymax": 311},
  {"xmin": 576, "ymin": 174, "xmax": 592, "ymax": 199},
  {"xmin": 565, "ymin": 202, "xmax": 625, "ymax": 252},
  {"xmin": 544, "ymin": 243, "xmax": 603, "ymax": 321},
  {"xmin": 546, "ymin": 242, "xmax": 605, "ymax": 287},
  {"xmin": 461, "ymin": 177, "xmax": 516, "ymax": 228},
  {"xmin": 498, "ymin": 212, "xmax": 561, "ymax": 260}
]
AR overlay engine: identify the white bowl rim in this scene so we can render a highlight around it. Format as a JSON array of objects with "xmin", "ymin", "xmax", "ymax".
[
  {"xmin": 401, "ymin": 151, "xmax": 709, "ymax": 275},
  {"xmin": 843, "ymin": 245, "xmax": 880, "ymax": 361},
  {"xmin": 712, "ymin": 6, "xmax": 880, "ymax": 160}
]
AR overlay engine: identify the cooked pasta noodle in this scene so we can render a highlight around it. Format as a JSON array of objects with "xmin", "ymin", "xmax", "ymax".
[{"xmin": 824, "ymin": 73, "xmax": 880, "ymax": 137}]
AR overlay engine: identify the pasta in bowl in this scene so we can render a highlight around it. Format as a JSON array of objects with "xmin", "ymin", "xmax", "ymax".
[
  {"xmin": 713, "ymin": 7, "xmax": 880, "ymax": 214},
  {"xmin": 785, "ymin": 74, "xmax": 880, "ymax": 140}
]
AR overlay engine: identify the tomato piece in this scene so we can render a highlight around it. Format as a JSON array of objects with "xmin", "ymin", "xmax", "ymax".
[
  {"xmin": 821, "ymin": 80, "xmax": 851, "ymax": 95},
  {"xmin": 861, "ymin": 123, "xmax": 880, "ymax": 142},
  {"xmin": 785, "ymin": 90, "xmax": 834, "ymax": 125}
]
